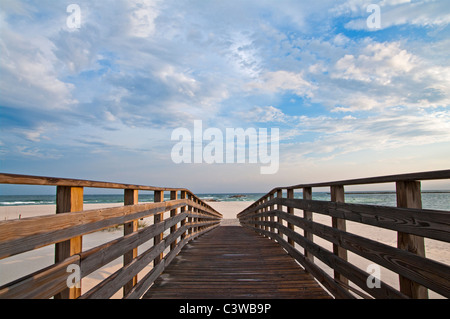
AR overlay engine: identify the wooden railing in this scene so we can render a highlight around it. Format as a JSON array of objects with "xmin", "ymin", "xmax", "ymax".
[
  {"xmin": 0, "ymin": 173, "xmax": 222, "ymax": 299},
  {"xmin": 237, "ymin": 170, "xmax": 450, "ymax": 299}
]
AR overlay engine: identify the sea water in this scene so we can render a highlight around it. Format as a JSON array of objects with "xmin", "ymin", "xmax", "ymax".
[{"xmin": 0, "ymin": 192, "xmax": 448, "ymax": 210}]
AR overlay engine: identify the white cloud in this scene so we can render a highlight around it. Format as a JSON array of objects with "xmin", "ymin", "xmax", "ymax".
[
  {"xmin": 241, "ymin": 106, "xmax": 288, "ymax": 123},
  {"xmin": 281, "ymin": 110, "xmax": 450, "ymax": 161},
  {"xmin": 0, "ymin": 20, "xmax": 77, "ymax": 110},
  {"xmin": 1, "ymin": 0, "xmax": 449, "ymax": 188},
  {"xmin": 127, "ymin": 0, "xmax": 161, "ymax": 38},
  {"xmin": 339, "ymin": 0, "xmax": 450, "ymax": 30},
  {"xmin": 247, "ymin": 71, "xmax": 314, "ymax": 97},
  {"xmin": 333, "ymin": 42, "xmax": 416, "ymax": 85}
]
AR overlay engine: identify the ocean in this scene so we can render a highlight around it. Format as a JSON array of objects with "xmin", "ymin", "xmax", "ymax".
[{"xmin": 0, "ymin": 192, "xmax": 448, "ymax": 211}]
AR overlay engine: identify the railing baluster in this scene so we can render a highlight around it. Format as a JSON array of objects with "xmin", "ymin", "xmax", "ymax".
[
  {"xmin": 54, "ymin": 186, "xmax": 83, "ymax": 299},
  {"xmin": 180, "ymin": 191, "xmax": 187, "ymax": 240},
  {"xmin": 0, "ymin": 173, "xmax": 222, "ymax": 300},
  {"xmin": 153, "ymin": 190, "xmax": 164, "ymax": 266},
  {"xmin": 287, "ymin": 189, "xmax": 295, "ymax": 246},
  {"xmin": 396, "ymin": 180, "xmax": 428, "ymax": 299},
  {"xmin": 277, "ymin": 189, "xmax": 282, "ymax": 235},
  {"xmin": 303, "ymin": 187, "xmax": 314, "ymax": 264},
  {"xmin": 123, "ymin": 189, "xmax": 139, "ymax": 296},
  {"xmin": 188, "ymin": 194, "xmax": 193, "ymax": 235},
  {"xmin": 330, "ymin": 185, "xmax": 348, "ymax": 287},
  {"xmin": 170, "ymin": 191, "xmax": 178, "ymax": 251},
  {"xmin": 269, "ymin": 193, "xmax": 275, "ymax": 234}
]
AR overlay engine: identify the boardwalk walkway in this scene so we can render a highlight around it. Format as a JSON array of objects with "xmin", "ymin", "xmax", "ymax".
[{"xmin": 143, "ymin": 226, "xmax": 331, "ymax": 299}]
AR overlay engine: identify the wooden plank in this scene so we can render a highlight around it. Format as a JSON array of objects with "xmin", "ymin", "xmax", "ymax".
[
  {"xmin": 0, "ymin": 255, "xmax": 80, "ymax": 299},
  {"xmin": 144, "ymin": 226, "xmax": 331, "ymax": 299},
  {"xmin": 123, "ymin": 189, "xmax": 139, "ymax": 296},
  {"xmin": 180, "ymin": 191, "xmax": 187, "ymax": 240},
  {"xmin": 238, "ymin": 197, "xmax": 279, "ymax": 219},
  {"xmin": 0, "ymin": 199, "xmax": 190, "ymax": 259},
  {"xmin": 276, "ymin": 189, "xmax": 282, "ymax": 235},
  {"xmin": 256, "ymin": 221, "xmax": 407, "ymax": 299},
  {"xmin": 396, "ymin": 181, "xmax": 428, "ymax": 299},
  {"xmin": 303, "ymin": 187, "xmax": 313, "ymax": 263},
  {"xmin": 153, "ymin": 190, "xmax": 164, "ymax": 266},
  {"xmin": 80, "ymin": 212, "xmax": 188, "ymax": 277},
  {"xmin": 0, "ymin": 211, "xmax": 191, "ymax": 299},
  {"xmin": 237, "ymin": 170, "xmax": 450, "ymax": 214},
  {"xmin": 0, "ymin": 173, "xmax": 186, "ymax": 192},
  {"xmin": 125, "ymin": 224, "xmax": 219, "ymax": 299},
  {"xmin": 0, "ymin": 173, "xmax": 222, "ymax": 218},
  {"xmin": 330, "ymin": 185, "xmax": 347, "ymax": 286},
  {"xmin": 80, "ymin": 241, "xmax": 166, "ymax": 299},
  {"xmin": 54, "ymin": 186, "xmax": 83, "ymax": 299},
  {"xmin": 285, "ymin": 169, "xmax": 450, "ymax": 189},
  {"xmin": 287, "ymin": 189, "xmax": 295, "ymax": 245},
  {"xmin": 252, "ymin": 226, "xmax": 354, "ymax": 299},
  {"xmin": 269, "ymin": 193, "xmax": 275, "ymax": 234},
  {"xmin": 170, "ymin": 191, "xmax": 178, "ymax": 251},
  {"xmin": 277, "ymin": 198, "xmax": 450, "ymax": 242},
  {"xmin": 271, "ymin": 210, "xmax": 449, "ymax": 297},
  {"xmin": 81, "ymin": 223, "xmax": 215, "ymax": 299}
]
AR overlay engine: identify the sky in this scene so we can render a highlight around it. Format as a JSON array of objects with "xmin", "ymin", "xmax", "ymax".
[{"xmin": 0, "ymin": 0, "xmax": 449, "ymax": 194}]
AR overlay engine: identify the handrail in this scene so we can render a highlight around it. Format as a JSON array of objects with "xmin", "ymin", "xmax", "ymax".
[
  {"xmin": 0, "ymin": 173, "xmax": 220, "ymax": 217},
  {"xmin": 0, "ymin": 173, "xmax": 222, "ymax": 299},
  {"xmin": 238, "ymin": 169, "xmax": 450, "ymax": 299}
]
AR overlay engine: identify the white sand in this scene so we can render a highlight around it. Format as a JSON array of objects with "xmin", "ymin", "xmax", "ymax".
[{"xmin": 0, "ymin": 202, "xmax": 448, "ymax": 299}]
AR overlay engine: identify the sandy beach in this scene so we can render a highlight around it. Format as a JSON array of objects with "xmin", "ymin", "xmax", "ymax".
[{"xmin": 1, "ymin": 201, "xmax": 448, "ymax": 299}]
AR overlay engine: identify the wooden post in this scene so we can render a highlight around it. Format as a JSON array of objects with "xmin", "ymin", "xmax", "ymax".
[
  {"xmin": 396, "ymin": 181, "xmax": 428, "ymax": 299},
  {"xmin": 265, "ymin": 197, "xmax": 269, "ymax": 233},
  {"xmin": 188, "ymin": 194, "xmax": 193, "ymax": 235},
  {"xmin": 331, "ymin": 185, "xmax": 348, "ymax": 286},
  {"xmin": 153, "ymin": 190, "xmax": 164, "ymax": 266},
  {"xmin": 193, "ymin": 198, "xmax": 198, "ymax": 234},
  {"xmin": 261, "ymin": 198, "xmax": 266, "ymax": 236},
  {"xmin": 287, "ymin": 189, "xmax": 295, "ymax": 246},
  {"xmin": 123, "ymin": 189, "xmax": 138, "ymax": 296},
  {"xmin": 303, "ymin": 187, "xmax": 314, "ymax": 263},
  {"xmin": 277, "ymin": 189, "xmax": 282, "ymax": 236},
  {"xmin": 258, "ymin": 200, "xmax": 263, "ymax": 231},
  {"xmin": 170, "ymin": 191, "xmax": 178, "ymax": 250},
  {"xmin": 269, "ymin": 193, "xmax": 275, "ymax": 234},
  {"xmin": 180, "ymin": 191, "xmax": 187, "ymax": 240},
  {"xmin": 54, "ymin": 186, "xmax": 83, "ymax": 299}
]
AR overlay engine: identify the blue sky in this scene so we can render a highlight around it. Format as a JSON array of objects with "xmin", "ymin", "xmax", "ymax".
[{"xmin": 1, "ymin": 0, "xmax": 449, "ymax": 194}]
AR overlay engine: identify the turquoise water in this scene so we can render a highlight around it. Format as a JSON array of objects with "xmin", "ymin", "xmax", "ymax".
[{"xmin": 0, "ymin": 192, "xmax": 448, "ymax": 211}]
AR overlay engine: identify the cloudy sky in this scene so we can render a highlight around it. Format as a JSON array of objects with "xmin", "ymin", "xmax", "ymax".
[{"xmin": 1, "ymin": 0, "xmax": 449, "ymax": 194}]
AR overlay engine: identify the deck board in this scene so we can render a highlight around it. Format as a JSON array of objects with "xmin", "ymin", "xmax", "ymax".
[{"xmin": 143, "ymin": 226, "xmax": 331, "ymax": 299}]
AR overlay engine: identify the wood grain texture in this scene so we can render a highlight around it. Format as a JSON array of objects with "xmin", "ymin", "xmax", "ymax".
[
  {"xmin": 123, "ymin": 189, "xmax": 139, "ymax": 296},
  {"xmin": 54, "ymin": 186, "xmax": 83, "ymax": 299},
  {"xmin": 396, "ymin": 181, "xmax": 428, "ymax": 299},
  {"xmin": 0, "ymin": 173, "xmax": 222, "ymax": 218},
  {"xmin": 143, "ymin": 226, "xmax": 331, "ymax": 299}
]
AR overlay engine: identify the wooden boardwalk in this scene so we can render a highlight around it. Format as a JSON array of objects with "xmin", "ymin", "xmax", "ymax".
[
  {"xmin": 2, "ymin": 171, "xmax": 448, "ymax": 299},
  {"xmin": 143, "ymin": 226, "xmax": 331, "ymax": 299}
]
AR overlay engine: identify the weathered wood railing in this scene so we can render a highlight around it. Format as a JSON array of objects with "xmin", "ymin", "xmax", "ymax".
[
  {"xmin": 0, "ymin": 173, "xmax": 222, "ymax": 299},
  {"xmin": 237, "ymin": 170, "xmax": 450, "ymax": 299}
]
